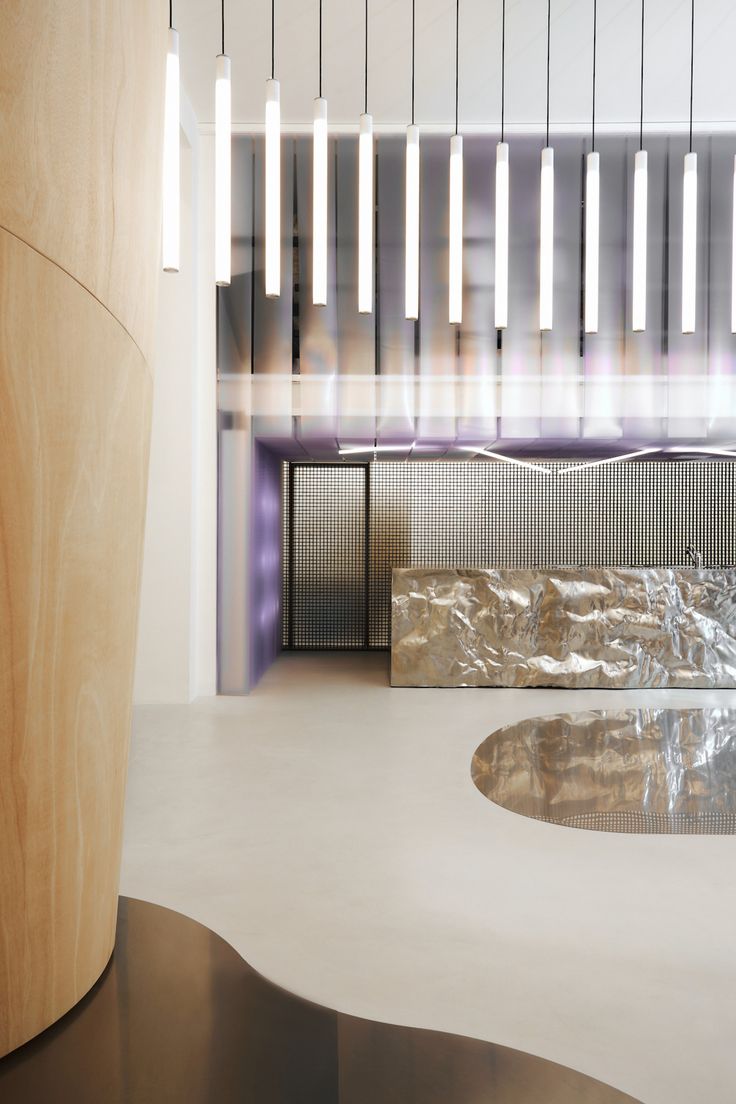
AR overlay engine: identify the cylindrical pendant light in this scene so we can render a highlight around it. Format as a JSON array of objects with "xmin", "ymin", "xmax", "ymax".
[
  {"xmin": 494, "ymin": 0, "xmax": 509, "ymax": 330},
  {"xmin": 681, "ymin": 0, "xmax": 697, "ymax": 334},
  {"xmin": 632, "ymin": 0, "xmax": 647, "ymax": 332},
  {"xmin": 731, "ymin": 155, "xmax": 736, "ymax": 334},
  {"xmin": 584, "ymin": 0, "xmax": 599, "ymax": 334},
  {"xmin": 162, "ymin": 6, "xmax": 180, "ymax": 273},
  {"xmin": 313, "ymin": 0, "xmax": 328, "ymax": 306},
  {"xmin": 405, "ymin": 0, "xmax": 420, "ymax": 321},
  {"xmin": 539, "ymin": 0, "xmax": 554, "ymax": 331},
  {"xmin": 265, "ymin": 1, "xmax": 281, "ymax": 298},
  {"xmin": 215, "ymin": 2, "xmax": 231, "ymax": 287},
  {"xmin": 358, "ymin": 0, "xmax": 374, "ymax": 314},
  {"xmin": 449, "ymin": 0, "xmax": 463, "ymax": 325}
]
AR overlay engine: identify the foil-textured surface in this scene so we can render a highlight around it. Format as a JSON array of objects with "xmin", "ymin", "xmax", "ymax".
[
  {"xmin": 391, "ymin": 567, "xmax": 736, "ymax": 688},
  {"xmin": 471, "ymin": 708, "xmax": 736, "ymax": 833}
]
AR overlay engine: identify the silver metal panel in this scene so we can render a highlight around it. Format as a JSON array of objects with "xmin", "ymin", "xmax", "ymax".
[
  {"xmin": 472, "ymin": 708, "xmax": 736, "ymax": 833},
  {"xmin": 391, "ymin": 566, "xmax": 736, "ymax": 687}
]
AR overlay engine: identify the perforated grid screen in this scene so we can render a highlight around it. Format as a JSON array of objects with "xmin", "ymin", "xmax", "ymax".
[{"xmin": 282, "ymin": 460, "xmax": 736, "ymax": 650}]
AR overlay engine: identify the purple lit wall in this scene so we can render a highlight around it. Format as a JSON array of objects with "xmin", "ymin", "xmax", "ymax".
[{"xmin": 249, "ymin": 441, "xmax": 282, "ymax": 687}]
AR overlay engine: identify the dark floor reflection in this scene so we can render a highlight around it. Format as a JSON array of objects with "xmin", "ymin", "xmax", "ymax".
[
  {"xmin": 0, "ymin": 897, "xmax": 641, "ymax": 1103},
  {"xmin": 472, "ymin": 708, "xmax": 736, "ymax": 833}
]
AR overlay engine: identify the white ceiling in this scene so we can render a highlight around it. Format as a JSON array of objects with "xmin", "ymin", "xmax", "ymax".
[{"xmin": 175, "ymin": 0, "xmax": 736, "ymax": 129}]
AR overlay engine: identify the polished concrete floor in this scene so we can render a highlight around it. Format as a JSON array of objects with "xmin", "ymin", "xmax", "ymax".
[{"xmin": 121, "ymin": 653, "xmax": 736, "ymax": 1104}]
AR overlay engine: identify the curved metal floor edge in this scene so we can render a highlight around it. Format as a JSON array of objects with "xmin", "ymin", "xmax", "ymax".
[{"xmin": 0, "ymin": 897, "xmax": 641, "ymax": 1103}]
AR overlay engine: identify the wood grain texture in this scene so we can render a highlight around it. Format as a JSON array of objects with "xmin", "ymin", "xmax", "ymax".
[
  {"xmin": 0, "ymin": 230, "xmax": 152, "ymax": 1057},
  {"xmin": 0, "ymin": 1, "xmax": 166, "ymax": 361}
]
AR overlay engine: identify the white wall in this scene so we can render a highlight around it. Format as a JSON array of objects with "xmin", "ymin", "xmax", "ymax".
[{"xmin": 134, "ymin": 96, "xmax": 217, "ymax": 704}]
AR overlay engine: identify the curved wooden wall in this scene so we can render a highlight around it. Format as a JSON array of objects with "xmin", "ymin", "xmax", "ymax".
[{"xmin": 0, "ymin": 0, "xmax": 165, "ymax": 1056}]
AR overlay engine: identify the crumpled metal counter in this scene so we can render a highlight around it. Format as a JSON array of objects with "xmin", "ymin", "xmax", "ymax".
[
  {"xmin": 471, "ymin": 708, "xmax": 736, "ymax": 833},
  {"xmin": 391, "ymin": 567, "xmax": 736, "ymax": 688}
]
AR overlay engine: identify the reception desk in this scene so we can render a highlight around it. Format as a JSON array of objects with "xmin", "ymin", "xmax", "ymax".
[{"xmin": 391, "ymin": 567, "xmax": 736, "ymax": 688}]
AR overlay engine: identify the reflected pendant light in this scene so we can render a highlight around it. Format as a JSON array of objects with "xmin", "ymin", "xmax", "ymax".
[
  {"xmin": 584, "ymin": 0, "xmax": 599, "ymax": 334},
  {"xmin": 313, "ymin": 0, "xmax": 328, "ymax": 306},
  {"xmin": 162, "ymin": 2, "xmax": 180, "ymax": 273},
  {"xmin": 494, "ymin": 0, "xmax": 509, "ymax": 330},
  {"xmin": 215, "ymin": 0, "xmax": 231, "ymax": 286},
  {"xmin": 405, "ymin": 0, "xmax": 420, "ymax": 321},
  {"xmin": 632, "ymin": 0, "xmax": 647, "ymax": 332},
  {"xmin": 681, "ymin": 0, "xmax": 697, "ymax": 334},
  {"xmin": 358, "ymin": 0, "xmax": 374, "ymax": 314},
  {"xmin": 449, "ymin": 0, "xmax": 463, "ymax": 325},
  {"xmin": 265, "ymin": 0, "xmax": 281, "ymax": 298},
  {"xmin": 539, "ymin": 0, "xmax": 554, "ymax": 331}
]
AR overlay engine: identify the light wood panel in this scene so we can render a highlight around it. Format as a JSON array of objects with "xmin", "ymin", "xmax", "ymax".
[
  {"xmin": 0, "ymin": 0, "xmax": 166, "ymax": 360},
  {"xmin": 0, "ymin": 228, "xmax": 152, "ymax": 1057}
]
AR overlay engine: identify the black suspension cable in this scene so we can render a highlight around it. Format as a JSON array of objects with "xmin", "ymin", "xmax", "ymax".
[
  {"xmin": 271, "ymin": 0, "xmax": 275, "ymax": 79},
  {"xmin": 591, "ymin": 0, "xmax": 597, "ymax": 151},
  {"xmin": 221, "ymin": 0, "xmax": 225, "ymax": 55},
  {"xmin": 639, "ymin": 0, "xmax": 645, "ymax": 150},
  {"xmin": 364, "ymin": 0, "xmax": 369, "ymax": 113},
  {"xmin": 545, "ymin": 0, "xmax": 551, "ymax": 146},
  {"xmin": 411, "ymin": 0, "xmax": 415, "ymax": 125},
  {"xmin": 454, "ymin": 0, "xmax": 459, "ymax": 135},
  {"xmin": 688, "ymin": 0, "xmax": 695, "ymax": 153},
  {"xmin": 319, "ymin": 0, "xmax": 323, "ymax": 97},
  {"xmin": 500, "ymin": 0, "xmax": 506, "ymax": 142},
  {"xmin": 169, "ymin": 0, "xmax": 173, "ymax": 29}
]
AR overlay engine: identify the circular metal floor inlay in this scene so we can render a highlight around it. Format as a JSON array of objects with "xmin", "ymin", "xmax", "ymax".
[{"xmin": 471, "ymin": 708, "xmax": 736, "ymax": 833}]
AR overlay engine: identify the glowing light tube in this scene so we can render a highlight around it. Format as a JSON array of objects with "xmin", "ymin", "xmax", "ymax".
[
  {"xmin": 265, "ymin": 78, "xmax": 281, "ymax": 298},
  {"xmin": 539, "ymin": 146, "xmax": 554, "ymax": 331},
  {"xmin": 682, "ymin": 151, "xmax": 697, "ymax": 334},
  {"xmin": 494, "ymin": 141, "xmax": 509, "ymax": 330},
  {"xmin": 312, "ymin": 97, "xmax": 328, "ymax": 306},
  {"xmin": 215, "ymin": 53, "xmax": 231, "ymax": 286},
  {"xmin": 449, "ymin": 134, "xmax": 463, "ymax": 325},
  {"xmin": 632, "ymin": 149, "xmax": 648, "ymax": 332},
  {"xmin": 732, "ymin": 156, "xmax": 736, "ymax": 334},
  {"xmin": 584, "ymin": 150, "xmax": 600, "ymax": 334},
  {"xmin": 405, "ymin": 124, "xmax": 420, "ymax": 321},
  {"xmin": 358, "ymin": 112, "xmax": 374, "ymax": 314},
  {"xmin": 162, "ymin": 28, "xmax": 180, "ymax": 273}
]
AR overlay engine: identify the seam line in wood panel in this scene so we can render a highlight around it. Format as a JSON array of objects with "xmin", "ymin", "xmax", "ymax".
[{"xmin": 0, "ymin": 223, "xmax": 151, "ymax": 370}]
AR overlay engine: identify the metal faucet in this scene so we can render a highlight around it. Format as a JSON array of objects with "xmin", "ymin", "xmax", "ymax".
[{"xmin": 685, "ymin": 542, "xmax": 703, "ymax": 568}]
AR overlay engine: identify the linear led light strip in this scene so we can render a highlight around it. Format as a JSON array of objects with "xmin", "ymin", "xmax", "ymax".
[
  {"xmin": 338, "ymin": 443, "xmax": 416, "ymax": 456},
  {"xmin": 558, "ymin": 447, "xmax": 660, "ymax": 475},
  {"xmin": 457, "ymin": 447, "xmax": 553, "ymax": 474}
]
